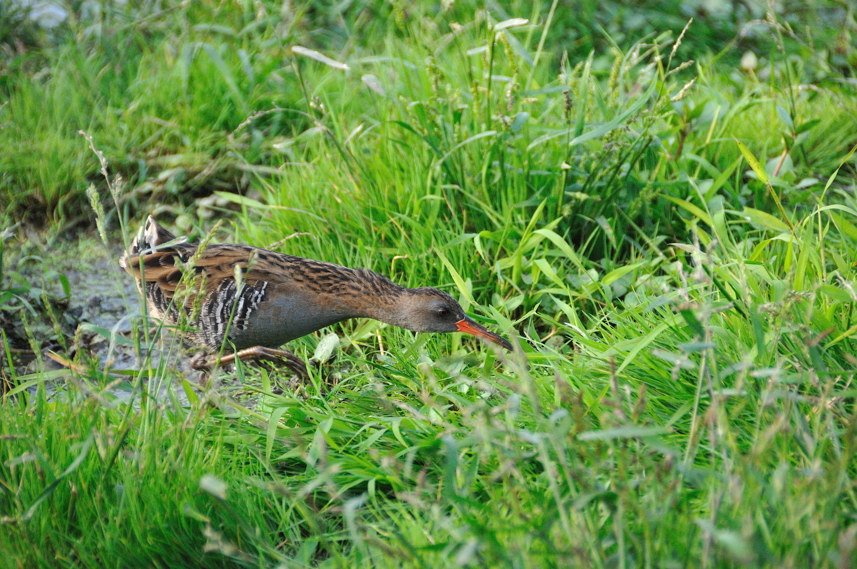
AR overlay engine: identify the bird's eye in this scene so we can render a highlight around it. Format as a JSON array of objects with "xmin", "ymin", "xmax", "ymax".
[{"xmin": 437, "ymin": 307, "xmax": 449, "ymax": 317}]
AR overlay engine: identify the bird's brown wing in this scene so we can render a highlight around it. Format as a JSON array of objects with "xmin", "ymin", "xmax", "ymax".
[
  {"xmin": 123, "ymin": 243, "xmax": 276, "ymax": 300},
  {"xmin": 122, "ymin": 248, "xmax": 192, "ymax": 299}
]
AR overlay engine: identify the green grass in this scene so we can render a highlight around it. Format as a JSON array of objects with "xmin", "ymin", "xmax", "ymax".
[{"xmin": 2, "ymin": 0, "xmax": 857, "ymax": 567}]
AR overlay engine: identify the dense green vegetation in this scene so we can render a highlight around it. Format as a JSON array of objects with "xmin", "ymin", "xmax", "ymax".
[{"xmin": 2, "ymin": 0, "xmax": 857, "ymax": 567}]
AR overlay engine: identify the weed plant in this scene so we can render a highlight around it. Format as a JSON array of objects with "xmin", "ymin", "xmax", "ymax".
[{"xmin": 2, "ymin": 1, "xmax": 857, "ymax": 568}]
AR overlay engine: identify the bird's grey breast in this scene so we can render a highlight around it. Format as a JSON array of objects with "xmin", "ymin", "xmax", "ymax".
[{"xmin": 222, "ymin": 281, "xmax": 353, "ymax": 349}]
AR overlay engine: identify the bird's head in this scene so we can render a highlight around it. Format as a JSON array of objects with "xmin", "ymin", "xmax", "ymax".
[{"xmin": 396, "ymin": 288, "xmax": 512, "ymax": 350}]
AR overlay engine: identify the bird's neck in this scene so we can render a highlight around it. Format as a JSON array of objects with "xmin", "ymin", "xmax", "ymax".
[{"xmin": 342, "ymin": 268, "xmax": 413, "ymax": 326}]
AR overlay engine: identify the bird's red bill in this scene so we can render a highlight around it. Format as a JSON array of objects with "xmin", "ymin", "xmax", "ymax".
[{"xmin": 455, "ymin": 317, "xmax": 513, "ymax": 351}]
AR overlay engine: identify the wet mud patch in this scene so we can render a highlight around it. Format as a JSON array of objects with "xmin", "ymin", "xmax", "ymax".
[
  {"xmin": 1, "ymin": 233, "xmax": 314, "ymax": 404},
  {"xmin": 1, "ymin": 235, "xmax": 170, "ymax": 391}
]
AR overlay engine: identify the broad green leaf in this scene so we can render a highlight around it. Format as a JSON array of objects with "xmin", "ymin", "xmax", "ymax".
[
  {"xmin": 435, "ymin": 249, "xmax": 474, "ymax": 304},
  {"xmin": 665, "ymin": 195, "xmax": 713, "ymax": 227},
  {"xmin": 266, "ymin": 406, "xmax": 290, "ymax": 464},
  {"xmin": 741, "ymin": 207, "xmax": 790, "ymax": 233},
  {"xmin": 602, "ymin": 263, "xmax": 641, "ymax": 286},
  {"xmin": 533, "ymin": 228, "xmax": 583, "ymax": 268},
  {"xmin": 818, "ymin": 285, "xmax": 854, "ymax": 303},
  {"xmin": 735, "ymin": 138, "xmax": 768, "ymax": 184},
  {"xmin": 533, "ymin": 258, "xmax": 567, "ymax": 289}
]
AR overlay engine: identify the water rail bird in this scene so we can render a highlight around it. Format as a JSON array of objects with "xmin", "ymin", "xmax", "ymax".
[{"xmin": 120, "ymin": 216, "xmax": 512, "ymax": 376}]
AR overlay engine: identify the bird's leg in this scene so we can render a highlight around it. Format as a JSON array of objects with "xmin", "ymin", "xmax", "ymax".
[
  {"xmin": 228, "ymin": 346, "xmax": 309, "ymax": 379},
  {"xmin": 191, "ymin": 346, "xmax": 309, "ymax": 380}
]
